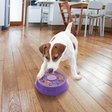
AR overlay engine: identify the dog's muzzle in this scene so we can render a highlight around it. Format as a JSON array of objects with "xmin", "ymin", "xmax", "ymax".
[{"xmin": 48, "ymin": 68, "xmax": 53, "ymax": 73}]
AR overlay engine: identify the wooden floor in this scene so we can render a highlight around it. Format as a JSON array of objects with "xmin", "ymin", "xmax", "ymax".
[{"xmin": 0, "ymin": 26, "xmax": 112, "ymax": 112}]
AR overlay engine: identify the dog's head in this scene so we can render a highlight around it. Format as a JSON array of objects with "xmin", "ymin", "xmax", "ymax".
[{"xmin": 39, "ymin": 43, "xmax": 66, "ymax": 73}]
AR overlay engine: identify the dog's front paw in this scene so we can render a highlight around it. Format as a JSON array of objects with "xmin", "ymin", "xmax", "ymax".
[
  {"xmin": 77, "ymin": 71, "xmax": 80, "ymax": 74},
  {"xmin": 74, "ymin": 75, "xmax": 82, "ymax": 80},
  {"xmin": 37, "ymin": 75, "xmax": 43, "ymax": 79}
]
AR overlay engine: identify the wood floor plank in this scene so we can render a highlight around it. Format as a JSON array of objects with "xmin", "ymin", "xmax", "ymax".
[
  {"xmin": 11, "ymin": 43, "xmax": 19, "ymax": 52},
  {"xmin": 30, "ymin": 43, "xmax": 42, "ymax": 57},
  {"xmin": 4, "ymin": 44, "xmax": 14, "ymax": 69},
  {"xmin": 98, "ymin": 84, "xmax": 112, "ymax": 99},
  {"xmin": 19, "ymin": 46, "xmax": 37, "ymax": 71},
  {"xmin": 78, "ymin": 54, "xmax": 112, "ymax": 79},
  {"xmin": 60, "ymin": 61, "xmax": 105, "ymax": 87},
  {"xmin": 77, "ymin": 78, "xmax": 112, "ymax": 112},
  {"xmin": 13, "ymin": 52, "xmax": 28, "ymax": 77},
  {"xmin": 2, "ymin": 67, "xmax": 22, "ymax": 112},
  {"xmin": 0, "ymin": 43, "xmax": 5, "ymax": 61},
  {"xmin": 78, "ymin": 49, "xmax": 112, "ymax": 71},
  {"xmin": 19, "ymin": 89, "xmax": 43, "ymax": 112},
  {"xmin": 24, "ymin": 43, "xmax": 39, "ymax": 58},
  {"xmin": 78, "ymin": 46, "xmax": 112, "ymax": 67},
  {"xmin": 79, "ymin": 37, "xmax": 112, "ymax": 51},
  {"xmin": 77, "ymin": 65, "xmax": 105, "ymax": 86},
  {"xmin": 59, "ymin": 61, "xmax": 112, "ymax": 112},
  {"xmin": 56, "ymin": 91, "xmax": 86, "ymax": 112},
  {"xmin": 57, "ymin": 67, "xmax": 106, "ymax": 112},
  {"xmin": 17, "ymin": 74, "xmax": 33, "ymax": 91},
  {"xmin": 0, "ymin": 61, "xmax": 3, "ymax": 112},
  {"xmin": 78, "ymin": 58, "xmax": 112, "ymax": 87}
]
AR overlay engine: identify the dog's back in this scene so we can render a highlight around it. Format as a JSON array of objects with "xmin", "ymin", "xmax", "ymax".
[
  {"xmin": 49, "ymin": 22, "xmax": 78, "ymax": 60},
  {"xmin": 50, "ymin": 22, "xmax": 78, "ymax": 48}
]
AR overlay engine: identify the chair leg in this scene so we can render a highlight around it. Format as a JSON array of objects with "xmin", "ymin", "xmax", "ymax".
[
  {"xmin": 89, "ymin": 18, "xmax": 91, "ymax": 34},
  {"xmin": 76, "ymin": 16, "xmax": 79, "ymax": 35},
  {"xmin": 77, "ymin": 17, "xmax": 83, "ymax": 35},
  {"xmin": 84, "ymin": 16, "xmax": 88, "ymax": 37},
  {"xmin": 91, "ymin": 18, "xmax": 94, "ymax": 34},
  {"xmin": 100, "ymin": 17, "xmax": 102, "ymax": 36},
  {"xmin": 102, "ymin": 16, "xmax": 105, "ymax": 36}
]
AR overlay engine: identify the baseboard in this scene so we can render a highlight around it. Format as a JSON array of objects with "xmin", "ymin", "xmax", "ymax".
[
  {"xmin": 27, "ymin": 23, "xmax": 111, "ymax": 33},
  {"xmin": 27, "ymin": 23, "xmax": 48, "ymax": 27},
  {"xmin": 48, "ymin": 25, "xmax": 65, "ymax": 30},
  {"xmin": 48, "ymin": 25, "xmax": 89, "ymax": 31},
  {"xmin": 0, "ymin": 26, "xmax": 1, "ymax": 31}
]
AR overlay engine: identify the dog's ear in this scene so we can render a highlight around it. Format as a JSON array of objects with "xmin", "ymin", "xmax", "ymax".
[
  {"xmin": 55, "ymin": 43, "xmax": 66, "ymax": 56},
  {"xmin": 39, "ymin": 43, "xmax": 51, "ymax": 56}
]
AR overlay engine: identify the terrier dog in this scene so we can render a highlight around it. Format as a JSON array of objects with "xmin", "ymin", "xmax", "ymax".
[{"xmin": 37, "ymin": 22, "xmax": 82, "ymax": 80}]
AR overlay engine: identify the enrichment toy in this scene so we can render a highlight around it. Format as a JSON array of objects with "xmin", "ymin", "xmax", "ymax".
[{"xmin": 35, "ymin": 71, "xmax": 69, "ymax": 96}]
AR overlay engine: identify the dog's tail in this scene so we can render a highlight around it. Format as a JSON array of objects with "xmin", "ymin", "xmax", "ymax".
[{"xmin": 65, "ymin": 22, "xmax": 73, "ymax": 33}]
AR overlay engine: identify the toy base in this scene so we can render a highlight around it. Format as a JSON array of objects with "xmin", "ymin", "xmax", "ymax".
[{"xmin": 35, "ymin": 71, "xmax": 69, "ymax": 96}]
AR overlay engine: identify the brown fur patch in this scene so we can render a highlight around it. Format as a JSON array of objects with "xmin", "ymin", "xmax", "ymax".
[
  {"xmin": 51, "ymin": 43, "xmax": 66, "ymax": 62},
  {"xmin": 39, "ymin": 43, "xmax": 51, "ymax": 61},
  {"xmin": 51, "ymin": 37, "xmax": 56, "ymax": 42},
  {"xmin": 73, "ymin": 43, "xmax": 76, "ymax": 50}
]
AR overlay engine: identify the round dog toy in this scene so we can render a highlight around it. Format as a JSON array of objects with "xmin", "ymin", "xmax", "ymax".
[{"xmin": 35, "ymin": 71, "xmax": 69, "ymax": 96}]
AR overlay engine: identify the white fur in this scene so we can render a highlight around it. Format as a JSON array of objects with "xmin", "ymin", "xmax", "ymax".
[{"xmin": 37, "ymin": 22, "xmax": 82, "ymax": 80}]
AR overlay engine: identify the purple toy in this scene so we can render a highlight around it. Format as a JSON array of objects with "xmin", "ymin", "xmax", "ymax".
[{"xmin": 35, "ymin": 71, "xmax": 69, "ymax": 96}]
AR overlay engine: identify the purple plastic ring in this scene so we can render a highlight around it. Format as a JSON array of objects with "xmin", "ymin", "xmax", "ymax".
[{"xmin": 35, "ymin": 71, "xmax": 69, "ymax": 96}]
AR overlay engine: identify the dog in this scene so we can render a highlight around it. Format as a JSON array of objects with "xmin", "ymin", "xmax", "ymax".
[{"xmin": 37, "ymin": 22, "xmax": 82, "ymax": 80}]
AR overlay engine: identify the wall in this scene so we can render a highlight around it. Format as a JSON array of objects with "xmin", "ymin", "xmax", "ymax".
[
  {"xmin": 0, "ymin": 0, "xmax": 5, "ymax": 26},
  {"xmin": 97, "ymin": 0, "xmax": 112, "ymax": 4},
  {"xmin": 25, "ymin": 0, "xmax": 30, "ymax": 25}
]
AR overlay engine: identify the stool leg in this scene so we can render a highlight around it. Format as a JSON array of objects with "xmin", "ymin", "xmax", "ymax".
[
  {"xmin": 84, "ymin": 16, "xmax": 88, "ymax": 37},
  {"xmin": 40, "ymin": 3, "xmax": 43, "ymax": 30},
  {"xmin": 89, "ymin": 18, "xmax": 91, "ymax": 34},
  {"xmin": 100, "ymin": 17, "xmax": 102, "ymax": 36},
  {"xmin": 91, "ymin": 18, "xmax": 94, "ymax": 34},
  {"xmin": 76, "ymin": 16, "xmax": 79, "ymax": 35},
  {"xmin": 77, "ymin": 16, "xmax": 83, "ymax": 35},
  {"xmin": 102, "ymin": 16, "xmax": 105, "ymax": 36}
]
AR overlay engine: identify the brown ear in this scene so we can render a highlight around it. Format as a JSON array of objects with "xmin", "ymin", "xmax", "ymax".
[
  {"xmin": 39, "ymin": 43, "xmax": 51, "ymax": 56},
  {"xmin": 55, "ymin": 43, "xmax": 66, "ymax": 56}
]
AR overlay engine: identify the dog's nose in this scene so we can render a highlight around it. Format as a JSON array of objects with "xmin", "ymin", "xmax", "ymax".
[{"xmin": 48, "ymin": 68, "xmax": 53, "ymax": 73}]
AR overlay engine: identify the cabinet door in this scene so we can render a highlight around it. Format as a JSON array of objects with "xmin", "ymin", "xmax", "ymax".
[
  {"xmin": 29, "ymin": 7, "xmax": 41, "ymax": 23},
  {"xmin": 0, "ymin": 0, "xmax": 5, "ymax": 26}
]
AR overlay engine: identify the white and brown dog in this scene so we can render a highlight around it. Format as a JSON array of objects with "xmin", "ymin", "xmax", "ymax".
[{"xmin": 37, "ymin": 22, "xmax": 82, "ymax": 80}]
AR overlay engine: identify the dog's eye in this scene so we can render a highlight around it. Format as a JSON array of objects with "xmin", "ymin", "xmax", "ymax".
[
  {"xmin": 54, "ymin": 56, "xmax": 58, "ymax": 60},
  {"xmin": 45, "ymin": 56, "xmax": 48, "ymax": 59}
]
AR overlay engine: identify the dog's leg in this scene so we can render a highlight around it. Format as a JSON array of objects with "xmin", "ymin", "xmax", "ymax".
[
  {"xmin": 69, "ymin": 56, "xmax": 82, "ymax": 80},
  {"xmin": 36, "ymin": 58, "xmax": 47, "ymax": 80},
  {"xmin": 75, "ymin": 50, "xmax": 80, "ymax": 74}
]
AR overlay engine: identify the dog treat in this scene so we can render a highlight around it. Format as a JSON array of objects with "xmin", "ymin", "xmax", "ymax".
[
  {"xmin": 56, "ymin": 82, "xmax": 59, "ymax": 85},
  {"xmin": 44, "ymin": 80, "xmax": 51, "ymax": 85},
  {"xmin": 49, "ymin": 84, "xmax": 52, "ymax": 86},
  {"xmin": 42, "ymin": 79, "xmax": 45, "ymax": 82},
  {"xmin": 58, "ymin": 75, "xmax": 64, "ymax": 81},
  {"xmin": 52, "ymin": 82, "xmax": 54, "ymax": 83}
]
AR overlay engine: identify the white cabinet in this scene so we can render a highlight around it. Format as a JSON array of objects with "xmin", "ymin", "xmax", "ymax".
[
  {"xmin": 27, "ymin": 6, "xmax": 49, "ymax": 26},
  {"xmin": 27, "ymin": 6, "xmax": 41, "ymax": 26},
  {"xmin": 28, "ymin": 6, "xmax": 41, "ymax": 23},
  {"xmin": 0, "ymin": 0, "xmax": 5, "ymax": 26}
]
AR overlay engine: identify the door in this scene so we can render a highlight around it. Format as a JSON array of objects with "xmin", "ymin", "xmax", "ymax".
[
  {"xmin": 10, "ymin": 0, "xmax": 24, "ymax": 26},
  {"xmin": 8, "ymin": 0, "xmax": 10, "ymax": 26}
]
